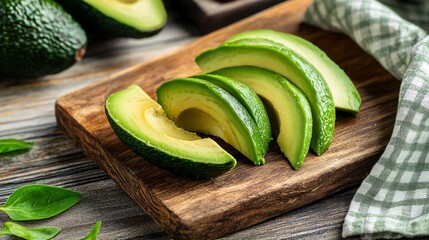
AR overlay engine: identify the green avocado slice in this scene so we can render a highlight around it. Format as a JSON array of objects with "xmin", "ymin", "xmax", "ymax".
[
  {"xmin": 224, "ymin": 29, "xmax": 361, "ymax": 113},
  {"xmin": 57, "ymin": 0, "xmax": 167, "ymax": 38},
  {"xmin": 85, "ymin": 0, "xmax": 166, "ymax": 31},
  {"xmin": 192, "ymin": 74, "xmax": 272, "ymax": 153},
  {"xmin": 105, "ymin": 84, "xmax": 236, "ymax": 179},
  {"xmin": 157, "ymin": 78, "xmax": 266, "ymax": 165},
  {"xmin": 213, "ymin": 66, "xmax": 312, "ymax": 169},
  {"xmin": 196, "ymin": 38, "xmax": 335, "ymax": 155}
]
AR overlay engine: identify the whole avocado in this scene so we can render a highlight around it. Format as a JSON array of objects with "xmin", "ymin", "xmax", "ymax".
[{"xmin": 0, "ymin": 0, "xmax": 87, "ymax": 78}]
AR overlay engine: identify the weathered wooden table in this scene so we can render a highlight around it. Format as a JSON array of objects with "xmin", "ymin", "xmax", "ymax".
[{"xmin": 0, "ymin": 5, "xmax": 364, "ymax": 240}]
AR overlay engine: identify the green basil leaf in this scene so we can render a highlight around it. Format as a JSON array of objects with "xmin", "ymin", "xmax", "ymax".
[
  {"xmin": 0, "ymin": 184, "xmax": 81, "ymax": 221},
  {"xmin": 0, "ymin": 222, "xmax": 61, "ymax": 240},
  {"xmin": 0, "ymin": 139, "xmax": 33, "ymax": 154},
  {"xmin": 81, "ymin": 221, "xmax": 102, "ymax": 240}
]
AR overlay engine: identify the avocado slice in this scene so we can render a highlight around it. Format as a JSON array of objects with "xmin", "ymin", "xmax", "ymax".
[
  {"xmin": 0, "ymin": 0, "xmax": 87, "ymax": 78},
  {"xmin": 192, "ymin": 74, "xmax": 272, "ymax": 153},
  {"xmin": 213, "ymin": 66, "xmax": 312, "ymax": 169},
  {"xmin": 57, "ymin": 0, "xmax": 167, "ymax": 38},
  {"xmin": 105, "ymin": 84, "xmax": 236, "ymax": 179},
  {"xmin": 157, "ymin": 78, "xmax": 266, "ymax": 165},
  {"xmin": 196, "ymin": 38, "xmax": 335, "ymax": 155},
  {"xmin": 224, "ymin": 29, "xmax": 361, "ymax": 113}
]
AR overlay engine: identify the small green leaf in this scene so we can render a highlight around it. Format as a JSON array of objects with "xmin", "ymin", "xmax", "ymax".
[
  {"xmin": 81, "ymin": 221, "xmax": 101, "ymax": 240},
  {"xmin": 0, "ymin": 184, "xmax": 81, "ymax": 221},
  {"xmin": 0, "ymin": 139, "xmax": 33, "ymax": 154},
  {"xmin": 0, "ymin": 222, "xmax": 60, "ymax": 240}
]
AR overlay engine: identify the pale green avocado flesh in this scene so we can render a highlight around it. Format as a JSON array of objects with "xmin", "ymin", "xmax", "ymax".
[
  {"xmin": 225, "ymin": 29, "xmax": 361, "ymax": 113},
  {"xmin": 196, "ymin": 38, "xmax": 335, "ymax": 155},
  {"xmin": 105, "ymin": 84, "xmax": 236, "ymax": 178},
  {"xmin": 192, "ymin": 74, "xmax": 272, "ymax": 153},
  {"xmin": 84, "ymin": 0, "xmax": 167, "ymax": 31},
  {"xmin": 213, "ymin": 66, "xmax": 312, "ymax": 169},
  {"xmin": 157, "ymin": 78, "xmax": 266, "ymax": 165}
]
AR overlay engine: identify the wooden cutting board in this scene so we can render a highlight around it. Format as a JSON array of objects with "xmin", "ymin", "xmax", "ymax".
[{"xmin": 55, "ymin": 0, "xmax": 400, "ymax": 239}]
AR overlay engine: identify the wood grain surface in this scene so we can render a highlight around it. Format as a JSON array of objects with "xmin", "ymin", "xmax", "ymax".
[
  {"xmin": 54, "ymin": 0, "xmax": 400, "ymax": 239},
  {"xmin": 0, "ymin": 1, "xmax": 399, "ymax": 240}
]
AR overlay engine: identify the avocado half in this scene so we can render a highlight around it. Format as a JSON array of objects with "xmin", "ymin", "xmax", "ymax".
[
  {"xmin": 225, "ymin": 29, "xmax": 361, "ymax": 113},
  {"xmin": 0, "ymin": 0, "xmax": 87, "ymax": 78},
  {"xmin": 57, "ymin": 0, "xmax": 167, "ymax": 38},
  {"xmin": 105, "ymin": 84, "xmax": 236, "ymax": 179},
  {"xmin": 157, "ymin": 78, "xmax": 266, "ymax": 166},
  {"xmin": 213, "ymin": 67, "xmax": 312, "ymax": 169},
  {"xmin": 196, "ymin": 38, "xmax": 335, "ymax": 155},
  {"xmin": 193, "ymin": 74, "xmax": 272, "ymax": 153}
]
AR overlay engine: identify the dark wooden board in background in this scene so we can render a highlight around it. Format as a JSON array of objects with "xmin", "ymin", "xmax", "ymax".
[
  {"xmin": 171, "ymin": 0, "xmax": 287, "ymax": 34},
  {"xmin": 55, "ymin": 0, "xmax": 399, "ymax": 239}
]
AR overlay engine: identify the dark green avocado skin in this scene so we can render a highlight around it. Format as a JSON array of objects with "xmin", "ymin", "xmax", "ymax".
[
  {"xmin": 105, "ymin": 106, "xmax": 235, "ymax": 179},
  {"xmin": 56, "ymin": 0, "xmax": 163, "ymax": 39},
  {"xmin": 0, "ymin": 0, "xmax": 87, "ymax": 78}
]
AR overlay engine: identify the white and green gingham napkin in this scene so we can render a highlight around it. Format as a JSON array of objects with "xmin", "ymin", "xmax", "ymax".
[{"xmin": 304, "ymin": 0, "xmax": 429, "ymax": 239}]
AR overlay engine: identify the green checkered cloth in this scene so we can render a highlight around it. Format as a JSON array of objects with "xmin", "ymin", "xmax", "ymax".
[{"xmin": 304, "ymin": 0, "xmax": 429, "ymax": 239}]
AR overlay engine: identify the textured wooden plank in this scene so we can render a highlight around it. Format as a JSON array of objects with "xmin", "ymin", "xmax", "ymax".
[
  {"xmin": 54, "ymin": 0, "xmax": 400, "ymax": 239},
  {"xmin": 0, "ymin": 11, "xmax": 191, "ymax": 239},
  {"xmin": 0, "ymin": 3, "xmax": 371, "ymax": 239},
  {"xmin": 0, "ymin": 1, "xmax": 401, "ymax": 240},
  {"xmin": 226, "ymin": 188, "xmax": 358, "ymax": 240},
  {"xmin": 0, "ymin": 181, "xmax": 168, "ymax": 240}
]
